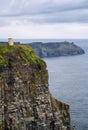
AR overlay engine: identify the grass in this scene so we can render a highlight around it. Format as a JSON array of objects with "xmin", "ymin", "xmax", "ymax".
[{"xmin": 0, "ymin": 45, "xmax": 45, "ymax": 67}]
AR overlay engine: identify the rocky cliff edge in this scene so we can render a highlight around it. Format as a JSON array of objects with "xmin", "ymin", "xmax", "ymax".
[{"xmin": 0, "ymin": 45, "xmax": 71, "ymax": 130}]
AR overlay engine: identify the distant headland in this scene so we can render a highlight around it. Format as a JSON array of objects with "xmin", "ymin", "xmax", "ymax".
[
  {"xmin": 28, "ymin": 42, "xmax": 85, "ymax": 58},
  {"xmin": 0, "ymin": 39, "xmax": 85, "ymax": 58}
]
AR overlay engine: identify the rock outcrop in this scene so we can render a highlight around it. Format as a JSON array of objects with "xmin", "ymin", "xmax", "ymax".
[
  {"xmin": 0, "ymin": 45, "xmax": 71, "ymax": 130},
  {"xmin": 28, "ymin": 42, "xmax": 85, "ymax": 58}
]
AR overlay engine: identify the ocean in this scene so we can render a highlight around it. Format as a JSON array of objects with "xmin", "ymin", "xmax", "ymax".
[
  {"xmin": 1, "ymin": 38, "xmax": 88, "ymax": 130},
  {"xmin": 43, "ymin": 39, "xmax": 88, "ymax": 130}
]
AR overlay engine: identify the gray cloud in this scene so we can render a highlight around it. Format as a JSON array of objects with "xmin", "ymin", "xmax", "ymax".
[
  {"xmin": 1, "ymin": 0, "xmax": 87, "ymax": 14},
  {"xmin": 0, "ymin": 0, "xmax": 88, "ymax": 26},
  {"xmin": 35, "ymin": 9, "xmax": 88, "ymax": 23}
]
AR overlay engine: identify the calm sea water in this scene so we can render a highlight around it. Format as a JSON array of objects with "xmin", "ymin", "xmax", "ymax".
[
  {"xmin": 43, "ymin": 39, "xmax": 88, "ymax": 130},
  {"xmin": 1, "ymin": 39, "xmax": 88, "ymax": 130}
]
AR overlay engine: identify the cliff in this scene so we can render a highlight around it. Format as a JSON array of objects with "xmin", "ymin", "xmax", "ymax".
[
  {"xmin": 0, "ymin": 45, "xmax": 71, "ymax": 130},
  {"xmin": 0, "ymin": 41, "xmax": 85, "ymax": 58},
  {"xmin": 28, "ymin": 42, "xmax": 85, "ymax": 58}
]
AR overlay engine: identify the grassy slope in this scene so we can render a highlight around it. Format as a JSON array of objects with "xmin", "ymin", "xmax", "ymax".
[{"xmin": 0, "ymin": 45, "xmax": 45, "ymax": 66}]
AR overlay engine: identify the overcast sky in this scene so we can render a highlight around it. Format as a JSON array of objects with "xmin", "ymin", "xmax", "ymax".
[{"xmin": 0, "ymin": 0, "xmax": 88, "ymax": 39}]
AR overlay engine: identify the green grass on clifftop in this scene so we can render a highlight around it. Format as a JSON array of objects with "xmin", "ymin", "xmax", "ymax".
[{"xmin": 0, "ymin": 45, "xmax": 45, "ymax": 66}]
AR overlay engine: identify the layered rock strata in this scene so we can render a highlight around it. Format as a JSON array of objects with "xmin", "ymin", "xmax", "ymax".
[{"xmin": 0, "ymin": 45, "xmax": 71, "ymax": 130}]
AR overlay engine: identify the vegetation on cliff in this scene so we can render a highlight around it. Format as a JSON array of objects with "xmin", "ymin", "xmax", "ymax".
[
  {"xmin": 0, "ymin": 44, "xmax": 71, "ymax": 130},
  {"xmin": 0, "ymin": 45, "xmax": 45, "ymax": 66}
]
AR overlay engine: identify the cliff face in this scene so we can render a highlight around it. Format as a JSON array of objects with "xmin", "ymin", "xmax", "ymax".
[
  {"xmin": 29, "ymin": 42, "xmax": 85, "ymax": 58},
  {"xmin": 0, "ymin": 45, "xmax": 71, "ymax": 130}
]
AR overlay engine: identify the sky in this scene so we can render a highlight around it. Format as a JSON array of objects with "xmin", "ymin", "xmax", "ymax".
[{"xmin": 0, "ymin": 0, "xmax": 88, "ymax": 39}]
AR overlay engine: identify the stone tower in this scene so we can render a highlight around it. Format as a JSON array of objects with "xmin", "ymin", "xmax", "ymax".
[{"xmin": 8, "ymin": 38, "xmax": 14, "ymax": 46}]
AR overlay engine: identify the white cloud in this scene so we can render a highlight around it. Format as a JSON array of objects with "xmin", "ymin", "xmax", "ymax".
[
  {"xmin": 0, "ymin": 0, "xmax": 88, "ymax": 38},
  {"xmin": 0, "ymin": 22, "xmax": 88, "ymax": 39}
]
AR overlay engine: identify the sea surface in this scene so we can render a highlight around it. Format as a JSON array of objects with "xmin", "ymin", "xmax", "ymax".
[
  {"xmin": 1, "ymin": 38, "xmax": 88, "ymax": 130},
  {"xmin": 43, "ymin": 39, "xmax": 88, "ymax": 130}
]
